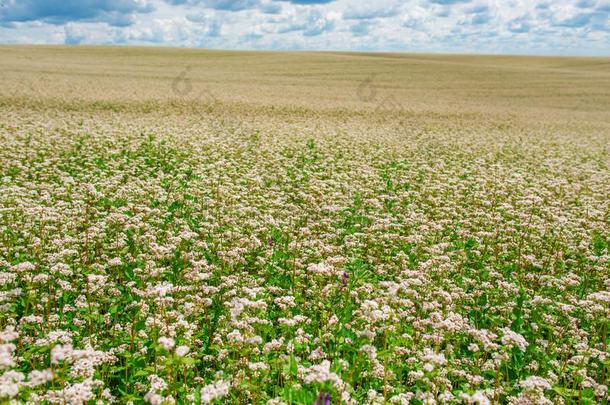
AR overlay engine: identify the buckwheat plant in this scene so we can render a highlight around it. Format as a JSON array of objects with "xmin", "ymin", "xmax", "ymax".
[{"xmin": 0, "ymin": 47, "xmax": 609, "ymax": 404}]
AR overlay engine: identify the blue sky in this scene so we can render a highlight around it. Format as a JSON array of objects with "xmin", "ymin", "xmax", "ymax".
[{"xmin": 0, "ymin": 0, "xmax": 608, "ymax": 55}]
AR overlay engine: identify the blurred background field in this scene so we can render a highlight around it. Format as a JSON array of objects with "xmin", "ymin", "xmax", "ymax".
[{"xmin": 1, "ymin": 45, "xmax": 609, "ymax": 132}]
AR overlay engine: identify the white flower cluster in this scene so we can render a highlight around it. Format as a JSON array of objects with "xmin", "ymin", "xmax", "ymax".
[{"xmin": 200, "ymin": 380, "xmax": 230, "ymax": 404}]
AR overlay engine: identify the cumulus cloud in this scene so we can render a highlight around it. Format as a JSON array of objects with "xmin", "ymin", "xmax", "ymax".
[
  {"xmin": 164, "ymin": 0, "xmax": 259, "ymax": 11},
  {"xmin": 507, "ymin": 16, "xmax": 532, "ymax": 33},
  {"xmin": 272, "ymin": 8, "xmax": 335, "ymax": 36},
  {"xmin": 343, "ymin": 4, "xmax": 399, "ymax": 20},
  {"xmin": 0, "ymin": 0, "xmax": 608, "ymax": 55},
  {"xmin": 276, "ymin": 0, "xmax": 335, "ymax": 4},
  {"xmin": 0, "ymin": 0, "xmax": 154, "ymax": 26},
  {"xmin": 350, "ymin": 20, "xmax": 373, "ymax": 36},
  {"xmin": 64, "ymin": 23, "xmax": 87, "ymax": 44},
  {"xmin": 428, "ymin": 0, "xmax": 472, "ymax": 4},
  {"xmin": 185, "ymin": 12, "xmax": 222, "ymax": 36}
]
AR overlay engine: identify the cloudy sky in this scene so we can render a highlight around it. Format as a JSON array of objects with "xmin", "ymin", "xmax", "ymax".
[{"xmin": 0, "ymin": 0, "xmax": 608, "ymax": 55}]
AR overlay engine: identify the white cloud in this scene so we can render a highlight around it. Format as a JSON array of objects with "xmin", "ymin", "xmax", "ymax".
[{"xmin": 0, "ymin": 0, "xmax": 607, "ymax": 55}]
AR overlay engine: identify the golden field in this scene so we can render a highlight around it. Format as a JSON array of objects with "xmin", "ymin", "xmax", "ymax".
[{"xmin": 2, "ymin": 45, "xmax": 610, "ymax": 127}]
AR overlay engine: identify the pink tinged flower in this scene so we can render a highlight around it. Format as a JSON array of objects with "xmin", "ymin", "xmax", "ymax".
[
  {"xmin": 108, "ymin": 257, "xmax": 123, "ymax": 267},
  {"xmin": 51, "ymin": 344, "xmax": 72, "ymax": 364},
  {"xmin": 200, "ymin": 380, "xmax": 230, "ymax": 404},
  {"xmin": 501, "ymin": 328, "xmax": 528, "ymax": 352},
  {"xmin": 175, "ymin": 345, "xmax": 190, "ymax": 357},
  {"xmin": 158, "ymin": 337, "xmax": 175, "ymax": 352}
]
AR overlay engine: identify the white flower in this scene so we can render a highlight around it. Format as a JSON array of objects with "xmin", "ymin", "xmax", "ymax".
[
  {"xmin": 200, "ymin": 380, "xmax": 230, "ymax": 404},
  {"xmin": 158, "ymin": 337, "xmax": 175, "ymax": 352},
  {"xmin": 501, "ymin": 329, "xmax": 528, "ymax": 352},
  {"xmin": 519, "ymin": 376, "xmax": 551, "ymax": 392},
  {"xmin": 51, "ymin": 344, "xmax": 73, "ymax": 364},
  {"xmin": 0, "ymin": 326, "xmax": 19, "ymax": 343},
  {"xmin": 27, "ymin": 369, "xmax": 54, "ymax": 387},
  {"xmin": 0, "ymin": 343, "xmax": 16, "ymax": 370},
  {"xmin": 107, "ymin": 257, "xmax": 123, "ymax": 267},
  {"xmin": 175, "ymin": 345, "xmax": 190, "ymax": 357}
]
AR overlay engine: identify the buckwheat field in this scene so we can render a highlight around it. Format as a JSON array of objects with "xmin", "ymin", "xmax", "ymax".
[{"xmin": 0, "ymin": 46, "xmax": 609, "ymax": 404}]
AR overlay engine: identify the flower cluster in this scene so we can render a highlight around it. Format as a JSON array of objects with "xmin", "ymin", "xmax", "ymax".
[{"xmin": 1, "ymin": 51, "xmax": 609, "ymax": 404}]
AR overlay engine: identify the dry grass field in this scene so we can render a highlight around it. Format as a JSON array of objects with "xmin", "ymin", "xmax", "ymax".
[{"xmin": 0, "ymin": 45, "xmax": 609, "ymax": 404}]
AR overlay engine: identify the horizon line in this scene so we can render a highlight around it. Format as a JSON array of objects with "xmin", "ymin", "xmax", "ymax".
[{"xmin": 1, "ymin": 43, "xmax": 609, "ymax": 59}]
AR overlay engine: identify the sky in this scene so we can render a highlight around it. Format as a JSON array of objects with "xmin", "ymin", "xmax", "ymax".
[{"xmin": 0, "ymin": 0, "xmax": 608, "ymax": 55}]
